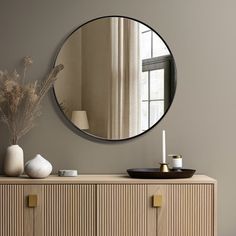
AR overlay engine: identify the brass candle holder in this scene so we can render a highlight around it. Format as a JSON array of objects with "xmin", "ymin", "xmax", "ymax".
[{"xmin": 159, "ymin": 163, "xmax": 170, "ymax": 172}]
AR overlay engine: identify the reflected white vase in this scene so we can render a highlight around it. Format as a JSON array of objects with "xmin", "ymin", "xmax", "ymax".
[
  {"xmin": 25, "ymin": 154, "xmax": 52, "ymax": 179},
  {"xmin": 4, "ymin": 145, "xmax": 24, "ymax": 177}
]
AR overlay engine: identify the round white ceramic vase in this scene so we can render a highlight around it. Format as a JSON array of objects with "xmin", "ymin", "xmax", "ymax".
[
  {"xmin": 4, "ymin": 145, "xmax": 24, "ymax": 177},
  {"xmin": 25, "ymin": 154, "xmax": 52, "ymax": 179}
]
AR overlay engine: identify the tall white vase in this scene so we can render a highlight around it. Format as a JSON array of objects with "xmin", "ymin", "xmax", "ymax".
[{"xmin": 4, "ymin": 145, "xmax": 24, "ymax": 177}]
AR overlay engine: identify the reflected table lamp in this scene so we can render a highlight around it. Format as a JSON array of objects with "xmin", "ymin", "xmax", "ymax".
[{"xmin": 71, "ymin": 110, "xmax": 89, "ymax": 130}]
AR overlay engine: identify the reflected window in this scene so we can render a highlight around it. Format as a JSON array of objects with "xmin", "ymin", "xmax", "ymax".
[
  {"xmin": 140, "ymin": 24, "xmax": 171, "ymax": 131},
  {"xmin": 140, "ymin": 24, "xmax": 170, "ymax": 59}
]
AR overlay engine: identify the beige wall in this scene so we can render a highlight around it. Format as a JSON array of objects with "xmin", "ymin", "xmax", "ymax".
[
  {"xmin": 0, "ymin": 0, "xmax": 235, "ymax": 235},
  {"xmin": 55, "ymin": 18, "xmax": 111, "ymax": 136},
  {"xmin": 81, "ymin": 18, "xmax": 111, "ymax": 138},
  {"xmin": 55, "ymin": 30, "xmax": 82, "ymax": 117}
]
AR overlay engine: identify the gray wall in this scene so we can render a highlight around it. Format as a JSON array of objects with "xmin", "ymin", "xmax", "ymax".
[
  {"xmin": 55, "ymin": 29, "xmax": 82, "ymax": 117},
  {"xmin": 0, "ymin": 0, "xmax": 235, "ymax": 235},
  {"xmin": 81, "ymin": 18, "xmax": 111, "ymax": 138}
]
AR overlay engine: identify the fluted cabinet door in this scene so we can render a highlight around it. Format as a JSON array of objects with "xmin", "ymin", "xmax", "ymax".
[
  {"xmin": 0, "ymin": 185, "xmax": 24, "ymax": 236},
  {"xmin": 148, "ymin": 184, "xmax": 215, "ymax": 236},
  {"xmin": 97, "ymin": 184, "xmax": 148, "ymax": 236},
  {"xmin": 24, "ymin": 185, "xmax": 96, "ymax": 236}
]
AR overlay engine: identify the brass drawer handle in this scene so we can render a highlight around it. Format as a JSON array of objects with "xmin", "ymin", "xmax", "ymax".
[
  {"xmin": 28, "ymin": 194, "xmax": 38, "ymax": 208},
  {"xmin": 152, "ymin": 195, "xmax": 162, "ymax": 208}
]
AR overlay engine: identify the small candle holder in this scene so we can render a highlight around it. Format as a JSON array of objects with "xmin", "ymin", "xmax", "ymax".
[
  {"xmin": 168, "ymin": 154, "xmax": 182, "ymax": 170},
  {"xmin": 159, "ymin": 163, "xmax": 170, "ymax": 172}
]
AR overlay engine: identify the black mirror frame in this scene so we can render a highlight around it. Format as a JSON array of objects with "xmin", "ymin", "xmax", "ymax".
[{"xmin": 52, "ymin": 15, "xmax": 177, "ymax": 142}]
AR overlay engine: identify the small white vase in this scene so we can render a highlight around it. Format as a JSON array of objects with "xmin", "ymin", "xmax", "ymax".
[
  {"xmin": 4, "ymin": 145, "xmax": 24, "ymax": 177},
  {"xmin": 25, "ymin": 154, "xmax": 52, "ymax": 179}
]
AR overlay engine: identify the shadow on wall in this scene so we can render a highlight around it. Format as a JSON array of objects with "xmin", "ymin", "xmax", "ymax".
[{"xmin": 0, "ymin": 124, "xmax": 10, "ymax": 174}]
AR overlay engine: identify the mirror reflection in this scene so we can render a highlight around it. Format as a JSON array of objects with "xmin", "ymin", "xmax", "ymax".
[{"xmin": 54, "ymin": 16, "xmax": 176, "ymax": 140}]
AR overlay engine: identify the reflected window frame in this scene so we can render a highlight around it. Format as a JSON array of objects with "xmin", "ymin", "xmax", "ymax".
[
  {"xmin": 140, "ymin": 24, "xmax": 174, "ymax": 131},
  {"xmin": 141, "ymin": 55, "xmax": 173, "ymax": 131}
]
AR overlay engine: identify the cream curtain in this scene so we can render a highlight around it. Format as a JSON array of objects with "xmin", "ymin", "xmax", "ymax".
[{"xmin": 108, "ymin": 18, "xmax": 141, "ymax": 139}]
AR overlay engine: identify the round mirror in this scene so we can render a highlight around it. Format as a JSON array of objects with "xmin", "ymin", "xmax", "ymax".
[{"xmin": 54, "ymin": 16, "xmax": 176, "ymax": 140}]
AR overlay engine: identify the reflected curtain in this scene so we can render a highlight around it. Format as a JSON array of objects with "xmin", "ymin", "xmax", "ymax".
[{"xmin": 108, "ymin": 18, "xmax": 141, "ymax": 139}]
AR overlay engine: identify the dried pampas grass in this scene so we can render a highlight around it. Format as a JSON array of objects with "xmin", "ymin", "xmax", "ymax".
[{"xmin": 0, "ymin": 57, "xmax": 64, "ymax": 145}]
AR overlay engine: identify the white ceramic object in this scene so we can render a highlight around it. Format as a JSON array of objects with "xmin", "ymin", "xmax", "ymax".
[
  {"xmin": 172, "ymin": 157, "xmax": 182, "ymax": 169},
  {"xmin": 4, "ymin": 145, "xmax": 24, "ymax": 177},
  {"xmin": 58, "ymin": 170, "xmax": 78, "ymax": 177},
  {"xmin": 169, "ymin": 154, "xmax": 183, "ymax": 169},
  {"xmin": 25, "ymin": 154, "xmax": 52, "ymax": 179}
]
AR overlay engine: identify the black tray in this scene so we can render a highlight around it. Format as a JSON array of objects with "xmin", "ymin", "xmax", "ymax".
[{"xmin": 127, "ymin": 168, "xmax": 196, "ymax": 179}]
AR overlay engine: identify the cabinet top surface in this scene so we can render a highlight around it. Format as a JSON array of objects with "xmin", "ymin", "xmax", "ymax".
[{"xmin": 0, "ymin": 174, "xmax": 216, "ymax": 184}]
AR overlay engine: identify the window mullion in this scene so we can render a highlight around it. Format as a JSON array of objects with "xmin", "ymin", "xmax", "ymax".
[
  {"xmin": 148, "ymin": 70, "xmax": 150, "ymax": 128},
  {"xmin": 151, "ymin": 31, "xmax": 153, "ymax": 58}
]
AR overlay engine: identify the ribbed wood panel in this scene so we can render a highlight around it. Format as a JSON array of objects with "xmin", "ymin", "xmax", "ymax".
[
  {"xmin": 0, "ymin": 185, "xmax": 24, "ymax": 236},
  {"xmin": 39, "ymin": 185, "xmax": 96, "ymax": 236},
  {"xmin": 148, "ymin": 184, "xmax": 214, "ymax": 236},
  {"xmin": 24, "ymin": 185, "xmax": 44, "ymax": 236},
  {"xmin": 0, "ymin": 177, "xmax": 216, "ymax": 236},
  {"xmin": 97, "ymin": 184, "xmax": 147, "ymax": 236},
  {"xmin": 147, "ymin": 185, "xmax": 166, "ymax": 236},
  {"xmin": 23, "ymin": 185, "xmax": 96, "ymax": 236}
]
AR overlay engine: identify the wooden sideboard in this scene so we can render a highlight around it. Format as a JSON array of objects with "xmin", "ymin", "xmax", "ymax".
[{"xmin": 0, "ymin": 175, "xmax": 217, "ymax": 236}]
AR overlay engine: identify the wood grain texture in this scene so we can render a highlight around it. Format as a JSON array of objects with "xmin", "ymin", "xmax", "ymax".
[
  {"xmin": 97, "ymin": 184, "xmax": 148, "ymax": 236},
  {"xmin": 213, "ymin": 182, "xmax": 217, "ymax": 236},
  {"xmin": 0, "ymin": 176, "xmax": 217, "ymax": 236},
  {"xmin": 24, "ymin": 185, "xmax": 44, "ymax": 236},
  {"xmin": 0, "ymin": 185, "xmax": 24, "ymax": 236},
  {"xmin": 148, "ymin": 184, "xmax": 215, "ymax": 236},
  {"xmin": 0, "ymin": 175, "xmax": 216, "ymax": 184},
  {"xmin": 31, "ymin": 184, "xmax": 96, "ymax": 236}
]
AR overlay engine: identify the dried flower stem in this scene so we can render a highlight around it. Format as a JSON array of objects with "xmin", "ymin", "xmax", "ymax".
[{"xmin": 0, "ymin": 57, "xmax": 64, "ymax": 145}]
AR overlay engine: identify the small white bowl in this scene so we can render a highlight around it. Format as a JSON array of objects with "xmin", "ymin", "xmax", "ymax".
[{"xmin": 58, "ymin": 170, "xmax": 78, "ymax": 177}]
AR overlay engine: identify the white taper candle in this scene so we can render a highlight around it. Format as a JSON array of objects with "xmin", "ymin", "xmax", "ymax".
[{"xmin": 162, "ymin": 130, "xmax": 166, "ymax": 163}]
